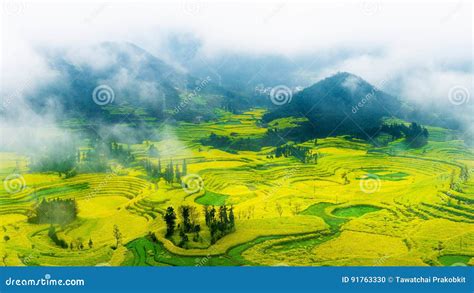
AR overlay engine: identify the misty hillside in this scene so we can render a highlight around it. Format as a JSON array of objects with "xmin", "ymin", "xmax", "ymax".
[
  {"xmin": 5, "ymin": 41, "xmax": 465, "ymax": 140},
  {"xmin": 26, "ymin": 42, "xmax": 249, "ymax": 123},
  {"xmin": 263, "ymin": 72, "xmax": 413, "ymax": 138}
]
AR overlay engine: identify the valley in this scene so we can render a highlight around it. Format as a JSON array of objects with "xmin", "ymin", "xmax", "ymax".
[{"xmin": 1, "ymin": 108, "xmax": 473, "ymax": 267}]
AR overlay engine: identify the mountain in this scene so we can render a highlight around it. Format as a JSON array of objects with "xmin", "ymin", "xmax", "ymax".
[
  {"xmin": 263, "ymin": 72, "xmax": 411, "ymax": 138},
  {"xmin": 27, "ymin": 42, "xmax": 249, "ymax": 124}
]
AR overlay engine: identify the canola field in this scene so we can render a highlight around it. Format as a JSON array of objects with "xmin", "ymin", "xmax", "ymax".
[{"xmin": 1, "ymin": 109, "xmax": 473, "ymax": 266}]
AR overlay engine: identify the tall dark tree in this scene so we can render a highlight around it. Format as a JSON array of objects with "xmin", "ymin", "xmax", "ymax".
[
  {"xmin": 229, "ymin": 206, "xmax": 235, "ymax": 229},
  {"xmin": 113, "ymin": 225, "xmax": 122, "ymax": 248},
  {"xmin": 182, "ymin": 159, "xmax": 187, "ymax": 176},
  {"xmin": 219, "ymin": 205, "xmax": 228, "ymax": 224},
  {"xmin": 204, "ymin": 206, "xmax": 210, "ymax": 226},
  {"xmin": 157, "ymin": 159, "xmax": 162, "ymax": 179},
  {"xmin": 179, "ymin": 205, "xmax": 192, "ymax": 233},
  {"xmin": 209, "ymin": 206, "xmax": 216, "ymax": 225},
  {"xmin": 164, "ymin": 207, "xmax": 177, "ymax": 237},
  {"xmin": 175, "ymin": 164, "xmax": 181, "ymax": 183},
  {"xmin": 178, "ymin": 229, "xmax": 189, "ymax": 248}
]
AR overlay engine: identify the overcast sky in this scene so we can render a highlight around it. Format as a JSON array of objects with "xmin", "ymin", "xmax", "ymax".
[{"xmin": 1, "ymin": 0, "xmax": 473, "ymax": 108}]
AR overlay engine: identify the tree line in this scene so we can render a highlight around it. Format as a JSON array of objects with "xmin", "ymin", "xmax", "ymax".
[
  {"xmin": 272, "ymin": 144, "xmax": 318, "ymax": 163},
  {"xmin": 30, "ymin": 140, "xmax": 135, "ymax": 178},
  {"xmin": 163, "ymin": 204, "xmax": 236, "ymax": 247},
  {"xmin": 28, "ymin": 198, "xmax": 78, "ymax": 225},
  {"xmin": 366, "ymin": 122, "xmax": 429, "ymax": 148},
  {"xmin": 144, "ymin": 159, "xmax": 188, "ymax": 184},
  {"xmin": 204, "ymin": 205, "xmax": 235, "ymax": 244}
]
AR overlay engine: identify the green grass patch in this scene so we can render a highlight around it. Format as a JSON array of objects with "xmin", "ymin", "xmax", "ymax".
[
  {"xmin": 360, "ymin": 169, "xmax": 409, "ymax": 181},
  {"xmin": 300, "ymin": 202, "xmax": 347, "ymax": 231},
  {"xmin": 195, "ymin": 190, "xmax": 229, "ymax": 206},
  {"xmin": 438, "ymin": 255, "xmax": 471, "ymax": 266},
  {"xmin": 124, "ymin": 237, "xmax": 239, "ymax": 266},
  {"xmin": 36, "ymin": 183, "xmax": 89, "ymax": 199},
  {"xmin": 332, "ymin": 205, "xmax": 381, "ymax": 218}
]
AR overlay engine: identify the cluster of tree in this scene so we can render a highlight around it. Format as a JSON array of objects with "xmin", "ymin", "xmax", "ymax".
[
  {"xmin": 48, "ymin": 225, "xmax": 68, "ymax": 248},
  {"xmin": 30, "ymin": 139, "xmax": 135, "ymax": 178},
  {"xmin": 28, "ymin": 198, "xmax": 77, "ymax": 225},
  {"xmin": 77, "ymin": 140, "xmax": 133, "ymax": 174},
  {"xmin": 78, "ymin": 140, "xmax": 111, "ymax": 173},
  {"xmin": 163, "ymin": 205, "xmax": 200, "ymax": 248},
  {"xmin": 163, "ymin": 205, "xmax": 236, "ymax": 247},
  {"xmin": 201, "ymin": 124, "xmax": 319, "ymax": 154},
  {"xmin": 404, "ymin": 123, "xmax": 429, "ymax": 148},
  {"xmin": 30, "ymin": 144, "xmax": 77, "ymax": 178},
  {"xmin": 364, "ymin": 122, "xmax": 429, "ymax": 148},
  {"xmin": 201, "ymin": 133, "xmax": 262, "ymax": 152},
  {"xmin": 272, "ymin": 144, "xmax": 317, "ymax": 163},
  {"xmin": 263, "ymin": 126, "xmax": 318, "ymax": 144},
  {"xmin": 48, "ymin": 225, "xmax": 93, "ymax": 250},
  {"xmin": 204, "ymin": 205, "xmax": 235, "ymax": 244},
  {"xmin": 107, "ymin": 141, "xmax": 135, "ymax": 165},
  {"xmin": 144, "ymin": 159, "xmax": 187, "ymax": 184}
]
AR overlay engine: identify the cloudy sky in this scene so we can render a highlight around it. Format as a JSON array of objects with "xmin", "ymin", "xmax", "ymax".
[{"xmin": 1, "ymin": 0, "xmax": 472, "ymax": 110}]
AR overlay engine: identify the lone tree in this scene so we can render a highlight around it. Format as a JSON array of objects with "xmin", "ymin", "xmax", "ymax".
[
  {"xmin": 435, "ymin": 241, "xmax": 445, "ymax": 256},
  {"xmin": 229, "ymin": 206, "xmax": 235, "ymax": 229},
  {"xmin": 113, "ymin": 225, "xmax": 122, "ymax": 248},
  {"xmin": 164, "ymin": 207, "xmax": 177, "ymax": 237},
  {"xmin": 179, "ymin": 205, "xmax": 192, "ymax": 233},
  {"xmin": 175, "ymin": 164, "xmax": 181, "ymax": 183},
  {"xmin": 182, "ymin": 159, "xmax": 187, "ymax": 176},
  {"xmin": 276, "ymin": 202, "xmax": 283, "ymax": 217}
]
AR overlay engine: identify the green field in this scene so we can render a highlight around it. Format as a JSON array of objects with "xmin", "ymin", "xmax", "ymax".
[{"xmin": 1, "ymin": 109, "xmax": 473, "ymax": 267}]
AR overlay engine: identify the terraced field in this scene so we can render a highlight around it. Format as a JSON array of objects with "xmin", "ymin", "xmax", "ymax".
[{"xmin": 1, "ymin": 109, "xmax": 473, "ymax": 266}]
